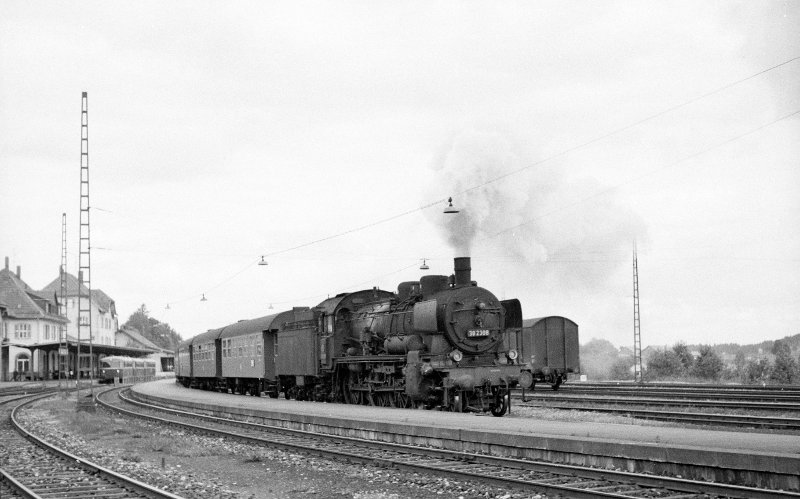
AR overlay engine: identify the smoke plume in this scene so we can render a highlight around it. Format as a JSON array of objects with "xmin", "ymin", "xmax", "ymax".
[{"xmin": 426, "ymin": 129, "xmax": 646, "ymax": 292}]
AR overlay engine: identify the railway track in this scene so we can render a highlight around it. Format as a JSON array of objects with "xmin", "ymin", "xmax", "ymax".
[
  {"xmin": 0, "ymin": 392, "xmax": 184, "ymax": 499},
  {"xmin": 100, "ymin": 386, "xmax": 799, "ymax": 499},
  {"xmin": 546, "ymin": 382, "xmax": 800, "ymax": 402},
  {"xmin": 528, "ymin": 402, "xmax": 800, "ymax": 430},
  {"xmin": 518, "ymin": 383, "xmax": 800, "ymax": 429},
  {"xmin": 522, "ymin": 393, "xmax": 800, "ymax": 411}
]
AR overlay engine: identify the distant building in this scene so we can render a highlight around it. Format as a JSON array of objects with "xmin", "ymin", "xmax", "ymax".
[
  {"xmin": 116, "ymin": 326, "xmax": 175, "ymax": 374},
  {"xmin": 0, "ymin": 258, "xmax": 68, "ymax": 381},
  {"xmin": 39, "ymin": 271, "xmax": 118, "ymax": 347},
  {"xmin": 2, "ymin": 257, "xmax": 160, "ymax": 382},
  {"xmin": 116, "ymin": 326, "xmax": 171, "ymax": 353}
]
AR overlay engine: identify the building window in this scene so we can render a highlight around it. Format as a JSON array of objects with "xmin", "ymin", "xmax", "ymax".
[
  {"xmin": 44, "ymin": 324, "xmax": 50, "ymax": 340},
  {"xmin": 15, "ymin": 323, "xmax": 31, "ymax": 339}
]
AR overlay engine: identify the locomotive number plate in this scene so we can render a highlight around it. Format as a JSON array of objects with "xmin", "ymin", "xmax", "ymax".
[{"xmin": 467, "ymin": 329, "xmax": 490, "ymax": 337}]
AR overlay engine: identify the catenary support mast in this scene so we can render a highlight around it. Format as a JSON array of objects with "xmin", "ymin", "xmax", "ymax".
[
  {"xmin": 59, "ymin": 212, "xmax": 68, "ymax": 392},
  {"xmin": 77, "ymin": 91, "xmax": 94, "ymax": 410},
  {"xmin": 633, "ymin": 241, "xmax": 643, "ymax": 383}
]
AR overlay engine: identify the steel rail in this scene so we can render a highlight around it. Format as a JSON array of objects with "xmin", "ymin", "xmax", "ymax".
[
  {"xmin": 562, "ymin": 381, "xmax": 800, "ymax": 393},
  {"xmin": 535, "ymin": 403, "xmax": 800, "ymax": 429},
  {"xmin": 100, "ymin": 386, "xmax": 799, "ymax": 499},
  {"xmin": 551, "ymin": 383, "xmax": 800, "ymax": 397},
  {"xmin": 0, "ymin": 467, "xmax": 39, "ymax": 498},
  {"xmin": 520, "ymin": 392, "xmax": 800, "ymax": 410},
  {"xmin": 3, "ymin": 392, "xmax": 184, "ymax": 499},
  {"xmin": 551, "ymin": 387, "xmax": 800, "ymax": 402}
]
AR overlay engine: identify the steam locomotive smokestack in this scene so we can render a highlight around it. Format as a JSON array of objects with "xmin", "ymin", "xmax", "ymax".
[{"xmin": 454, "ymin": 257, "xmax": 471, "ymax": 286}]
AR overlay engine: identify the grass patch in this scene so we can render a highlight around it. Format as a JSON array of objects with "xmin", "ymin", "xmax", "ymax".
[
  {"xmin": 165, "ymin": 439, "xmax": 224, "ymax": 458},
  {"xmin": 242, "ymin": 453, "xmax": 263, "ymax": 463}
]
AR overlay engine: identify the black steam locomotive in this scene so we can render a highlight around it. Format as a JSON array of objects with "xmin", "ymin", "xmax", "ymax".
[{"xmin": 176, "ymin": 257, "xmax": 579, "ymax": 416}]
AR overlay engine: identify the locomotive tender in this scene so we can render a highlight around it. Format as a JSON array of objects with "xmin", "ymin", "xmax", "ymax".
[{"xmin": 176, "ymin": 257, "xmax": 579, "ymax": 416}]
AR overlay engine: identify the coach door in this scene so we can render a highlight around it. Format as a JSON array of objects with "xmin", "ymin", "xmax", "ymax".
[{"xmin": 262, "ymin": 330, "xmax": 275, "ymax": 379}]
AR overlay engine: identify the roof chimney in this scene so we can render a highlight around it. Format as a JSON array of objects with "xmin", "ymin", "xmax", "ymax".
[
  {"xmin": 4, "ymin": 256, "xmax": 8, "ymax": 270},
  {"xmin": 16, "ymin": 265, "xmax": 21, "ymax": 280}
]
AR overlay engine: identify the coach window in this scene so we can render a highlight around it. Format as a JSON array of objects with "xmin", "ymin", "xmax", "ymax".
[{"xmin": 325, "ymin": 315, "xmax": 334, "ymax": 334}]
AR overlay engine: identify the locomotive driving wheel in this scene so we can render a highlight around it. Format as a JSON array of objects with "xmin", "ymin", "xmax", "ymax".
[
  {"xmin": 341, "ymin": 379, "xmax": 364, "ymax": 405},
  {"xmin": 394, "ymin": 391, "xmax": 412, "ymax": 408},
  {"xmin": 490, "ymin": 387, "xmax": 508, "ymax": 417},
  {"xmin": 376, "ymin": 391, "xmax": 395, "ymax": 407}
]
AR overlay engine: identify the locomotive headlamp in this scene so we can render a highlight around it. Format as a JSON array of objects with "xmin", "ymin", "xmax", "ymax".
[
  {"xmin": 450, "ymin": 350, "xmax": 464, "ymax": 362},
  {"xmin": 507, "ymin": 349, "xmax": 519, "ymax": 361},
  {"xmin": 476, "ymin": 302, "xmax": 486, "ymax": 310}
]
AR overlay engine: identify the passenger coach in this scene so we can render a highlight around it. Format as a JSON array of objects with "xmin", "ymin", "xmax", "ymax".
[{"xmin": 98, "ymin": 356, "xmax": 156, "ymax": 384}]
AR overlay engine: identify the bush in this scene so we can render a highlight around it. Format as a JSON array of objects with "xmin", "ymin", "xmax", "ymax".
[
  {"xmin": 609, "ymin": 357, "xmax": 634, "ymax": 380},
  {"xmin": 645, "ymin": 348, "xmax": 683, "ymax": 378},
  {"xmin": 672, "ymin": 343, "xmax": 694, "ymax": 373},
  {"xmin": 690, "ymin": 346, "xmax": 724, "ymax": 380},
  {"xmin": 770, "ymin": 340, "xmax": 799, "ymax": 384},
  {"xmin": 580, "ymin": 338, "xmax": 622, "ymax": 380},
  {"xmin": 744, "ymin": 358, "xmax": 771, "ymax": 384}
]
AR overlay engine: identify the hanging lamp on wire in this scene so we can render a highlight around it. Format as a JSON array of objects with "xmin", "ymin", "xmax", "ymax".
[
  {"xmin": 420, "ymin": 259, "xmax": 430, "ymax": 270},
  {"xmin": 268, "ymin": 303, "xmax": 274, "ymax": 310},
  {"xmin": 165, "ymin": 304, "xmax": 170, "ymax": 310},
  {"xmin": 200, "ymin": 293, "xmax": 207, "ymax": 302},
  {"xmin": 258, "ymin": 256, "xmax": 268, "ymax": 266},
  {"xmin": 444, "ymin": 197, "xmax": 459, "ymax": 214}
]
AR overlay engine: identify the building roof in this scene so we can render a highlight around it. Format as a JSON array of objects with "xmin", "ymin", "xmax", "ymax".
[
  {"xmin": 90, "ymin": 289, "xmax": 115, "ymax": 314},
  {"xmin": 0, "ymin": 268, "xmax": 67, "ymax": 323},
  {"xmin": 40, "ymin": 271, "xmax": 89, "ymax": 298},
  {"xmin": 40, "ymin": 272, "xmax": 116, "ymax": 315},
  {"xmin": 117, "ymin": 326, "xmax": 170, "ymax": 353}
]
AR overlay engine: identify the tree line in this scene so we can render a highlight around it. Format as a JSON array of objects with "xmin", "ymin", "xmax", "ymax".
[
  {"xmin": 121, "ymin": 304, "xmax": 183, "ymax": 352},
  {"xmin": 581, "ymin": 336, "xmax": 800, "ymax": 384}
]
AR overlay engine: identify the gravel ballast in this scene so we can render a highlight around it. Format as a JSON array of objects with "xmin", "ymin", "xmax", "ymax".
[{"xmin": 17, "ymin": 397, "xmax": 548, "ymax": 499}]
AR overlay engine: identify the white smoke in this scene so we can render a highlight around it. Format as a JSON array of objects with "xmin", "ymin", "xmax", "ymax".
[{"xmin": 426, "ymin": 129, "xmax": 647, "ymax": 291}]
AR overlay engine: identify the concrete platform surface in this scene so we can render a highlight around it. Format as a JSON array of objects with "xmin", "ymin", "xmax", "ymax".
[{"xmin": 133, "ymin": 379, "xmax": 800, "ymax": 458}]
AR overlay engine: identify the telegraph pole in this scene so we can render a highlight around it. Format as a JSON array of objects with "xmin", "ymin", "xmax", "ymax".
[
  {"xmin": 77, "ymin": 92, "xmax": 95, "ymax": 411},
  {"xmin": 633, "ymin": 241, "xmax": 643, "ymax": 383}
]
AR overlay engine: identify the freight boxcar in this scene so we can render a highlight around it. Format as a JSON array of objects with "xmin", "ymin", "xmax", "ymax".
[{"xmin": 519, "ymin": 316, "xmax": 580, "ymax": 390}]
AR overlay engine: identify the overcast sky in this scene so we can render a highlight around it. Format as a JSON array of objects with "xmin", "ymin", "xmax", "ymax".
[{"xmin": 1, "ymin": 1, "xmax": 798, "ymax": 349}]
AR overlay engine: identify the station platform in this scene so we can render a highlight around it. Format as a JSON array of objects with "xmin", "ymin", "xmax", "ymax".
[{"xmin": 131, "ymin": 379, "xmax": 800, "ymax": 490}]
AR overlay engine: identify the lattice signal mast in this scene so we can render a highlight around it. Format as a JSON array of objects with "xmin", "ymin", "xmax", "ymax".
[
  {"xmin": 59, "ymin": 212, "xmax": 68, "ymax": 392},
  {"xmin": 633, "ymin": 241, "xmax": 643, "ymax": 383},
  {"xmin": 77, "ymin": 91, "xmax": 94, "ymax": 408}
]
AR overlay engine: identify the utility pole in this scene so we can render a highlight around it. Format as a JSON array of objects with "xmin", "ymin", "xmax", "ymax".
[
  {"xmin": 633, "ymin": 241, "xmax": 643, "ymax": 383},
  {"xmin": 59, "ymin": 212, "xmax": 68, "ymax": 394},
  {"xmin": 77, "ymin": 91, "xmax": 95, "ymax": 411}
]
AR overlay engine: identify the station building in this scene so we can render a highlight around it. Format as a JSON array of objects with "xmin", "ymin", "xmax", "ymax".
[{"xmin": 0, "ymin": 257, "xmax": 164, "ymax": 381}]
